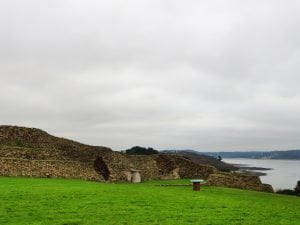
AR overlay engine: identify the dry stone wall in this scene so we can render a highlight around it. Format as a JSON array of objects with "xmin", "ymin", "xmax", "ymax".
[
  {"xmin": 129, "ymin": 155, "xmax": 162, "ymax": 180},
  {"xmin": 100, "ymin": 151, "xmax": 132, "ymax": 181},
  {"xmin": 0, "ymin": 158, "xmax": 103, "ymax": 181},
  {"xmin": 206, "ymin": 172, "xmax": 274, "ymax": 192},
  {"xmin": 0, "ymin": 125, "xmax": 274, "ymax": 193},
  {"xmin": 126, "ymin": 154, "xmax": 217, "ymax": 181},
  {"xmin": 173, "ymin": 155, "xmax": 217, "ymax": 179}
]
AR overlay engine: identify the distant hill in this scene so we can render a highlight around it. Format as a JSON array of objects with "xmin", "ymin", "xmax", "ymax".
[
  {"xmin": 201, "ymin": 150, "xmax": 300, "ymax": 160},
  {"xmin": 161, "ymin": 150, "xmax": 238, "ymax": 172}
]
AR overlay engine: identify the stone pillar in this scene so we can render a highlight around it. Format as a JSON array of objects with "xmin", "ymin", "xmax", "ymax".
[{"xmin": 130, "ymin": 169, "xmax": 141, "ymax": 183}]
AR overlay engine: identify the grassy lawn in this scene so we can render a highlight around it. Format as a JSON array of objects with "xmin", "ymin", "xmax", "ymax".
[{"xmin": 0, "ymin": 177, "xmax": 299, "ymax": 225}]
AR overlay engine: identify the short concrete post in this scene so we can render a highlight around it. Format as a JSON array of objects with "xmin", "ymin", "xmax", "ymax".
[{"xmin": 191, "ymin": 179, "xmax": 204, "ymax": 191}]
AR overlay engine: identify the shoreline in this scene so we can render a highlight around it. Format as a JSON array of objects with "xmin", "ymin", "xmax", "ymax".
[{"xmin": 229, "ymin": 163, "xmax": 272, "ymax": 176}]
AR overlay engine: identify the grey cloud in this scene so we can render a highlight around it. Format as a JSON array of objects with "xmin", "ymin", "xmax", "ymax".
[{"xmin": 1, "ymin": 0, "xmax": 300, "ymax": 151}]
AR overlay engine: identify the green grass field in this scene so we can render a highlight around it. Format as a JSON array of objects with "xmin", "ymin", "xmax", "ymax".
[{"xmin": 0, "ymin": 177, "xmax": 299, "ymax": 225}]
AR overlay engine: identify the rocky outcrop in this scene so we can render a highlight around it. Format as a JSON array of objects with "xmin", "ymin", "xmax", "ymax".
[{"xmin": 206, "ymin": 172, "xmax": 274, "ymax": 192}]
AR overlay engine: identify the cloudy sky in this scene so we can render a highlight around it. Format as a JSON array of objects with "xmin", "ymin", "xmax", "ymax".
[{"xmin": 1, "ymin": 1, "xmax": 300, "ymax": 151}]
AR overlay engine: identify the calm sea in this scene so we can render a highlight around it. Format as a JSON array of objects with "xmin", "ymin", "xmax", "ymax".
[{"xmin": 223, "ymin": 158, "xmax": 300, "ymax": 190}]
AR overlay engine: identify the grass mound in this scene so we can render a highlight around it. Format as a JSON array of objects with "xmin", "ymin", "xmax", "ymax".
[{"xmin": 0, "ymin": 177, "xmax": 299, "ymax": 225}]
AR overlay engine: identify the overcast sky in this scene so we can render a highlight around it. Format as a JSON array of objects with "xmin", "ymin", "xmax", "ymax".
[{"xmin": 1, "ymin": 1, "xmax": 300, "ymax": 151}]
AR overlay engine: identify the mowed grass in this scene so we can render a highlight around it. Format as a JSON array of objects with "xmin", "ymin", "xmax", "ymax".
[{"xmin": 0, "ymin": 177, "xmax": 300, "ymax": 225}]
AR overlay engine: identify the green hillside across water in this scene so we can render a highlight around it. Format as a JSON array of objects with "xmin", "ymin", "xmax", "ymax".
[{"xmin": 0, "ymin": 177, "xmax": 299, "ymax": 225}]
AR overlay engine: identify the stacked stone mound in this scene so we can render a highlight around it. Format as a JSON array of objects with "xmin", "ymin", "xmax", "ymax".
[
  {"xmin": 0, "ymin": 126, "xmax": 274, "ymax": 192},
  {"xmin": 0, "ymin": 126, "xmax": 216, "ymax": 183},
  {"xmin": 206, "ymin": 172, "xmax": 274, "ymax": 192},
  {"xmin": 127, "ymin": 154, "xmax": 216, "ymax": 181},
  {"xmin": 161, "ymin": 150, "xmax": 238, "ymax": 172},
  {"xmin": 0, "ymin": 125, "xmax": 113, "ymax": 181},
  {"xmin": 0, "ymin": 125, "xmax": 112, "ymax": 160}
]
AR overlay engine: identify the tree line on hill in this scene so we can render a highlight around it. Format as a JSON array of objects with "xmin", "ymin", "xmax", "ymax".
[{"xmin": 124, "ymin": 146, "xmax": 159, "ymax": 155}]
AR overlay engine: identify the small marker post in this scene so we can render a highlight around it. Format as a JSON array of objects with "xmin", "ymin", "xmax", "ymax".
[{"xmin": 190, "ymin": 179, "xmax": 203, "ymax": 191}]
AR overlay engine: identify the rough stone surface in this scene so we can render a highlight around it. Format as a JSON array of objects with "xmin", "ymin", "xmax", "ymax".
[
  {"xmin": 206, "ymin": 172, "xmax": 274, "ymax": 192},
  {"xmin": 131, "ymin": 170, "xmax": 141, "ymax": 183},
  {"xmin": 0, "ymin": 158, "xmax": 102, "ymax": 181},
  {"xmin": 128, "ymin": 154, "xmax": 216, "ymax": 181},
  {"xmin": 0, "ymin": 125, "xmax": 274, "ymax": 193}
]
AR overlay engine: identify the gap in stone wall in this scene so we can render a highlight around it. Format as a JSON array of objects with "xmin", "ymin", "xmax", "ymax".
[{"xmin": 94, "ymin": 157, "xmax": 110, "ymax": 181}]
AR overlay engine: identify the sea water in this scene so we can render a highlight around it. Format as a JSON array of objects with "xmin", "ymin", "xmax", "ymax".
[{"xmin": 223, "ymin": 158, "xmax": 300, "ymax": 190}]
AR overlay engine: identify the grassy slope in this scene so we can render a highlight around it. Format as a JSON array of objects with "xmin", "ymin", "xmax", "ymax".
[{"xmin": 0, "ymin": 177, "xmax": 299, "ymax": 225}]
